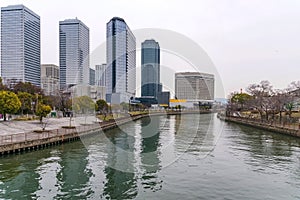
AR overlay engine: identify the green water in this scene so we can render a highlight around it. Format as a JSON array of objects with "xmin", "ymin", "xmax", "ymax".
[{"xmin": 0, "ymin": 114, "xmax": 300, "ymax": 199}]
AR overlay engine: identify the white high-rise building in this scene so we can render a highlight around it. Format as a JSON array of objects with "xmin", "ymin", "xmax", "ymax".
[
  {"xmin": 59, "ymin": 18, "xmax": 89, "ymax": 89},
  {"xmin": 175, "ymin": 72, "xmax": 215, "ymax": 101},
  {"xmin": 106, "ymin": 17, "xmax": 136, "ymax": 104},
  {"xmin": 1, "ymin": 5, "xmax": 41, "ymax": 87},
  {"xmin": 95, "ymin": 64, "xmax": 106, "ymax": 87}
]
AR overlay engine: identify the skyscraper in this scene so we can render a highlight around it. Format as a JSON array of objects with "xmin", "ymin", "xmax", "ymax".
[
  {"xmin": 141, "ymin": 39, "xmax": 160, "ymax": 98},
  {"xmin": 1, "ymin": 5, "xmax": 41, "ymax": 87},
  {"xmin": 106, "ymin": 17, "xmax": 136, "ymax": 104},
  {"xmin": 95, "ymin": 64, "xmax": 106, "ymax": 86},
  {"xmin": 59, "ymin": 18, "xmax": 89, "ymax": 89}
]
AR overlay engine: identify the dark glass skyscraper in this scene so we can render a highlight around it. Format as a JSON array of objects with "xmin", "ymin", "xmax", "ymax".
[
  {"xmin": 59, "ymin": 19, "xmax": 89, "ymax": 89},
  {"xmin": 106, "ymin": 17, "xmax": 136, "ymax": 104},
  {"xmin": 141, "ymin": 39, "xmax": 160, "ymax": 98},
  {"xmin": 1, "ymin": 5, "xmax": 40, "ymax": 87}
]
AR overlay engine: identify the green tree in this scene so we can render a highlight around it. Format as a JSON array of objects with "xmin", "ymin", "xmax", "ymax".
[
  {"xmin": 120, "ymin": 102, "xmax": 129, "ymax": 111},
  {"xmin": 73, "ymin": 96, "xmax": 95, "ymax": 114},
  {"xmin": 231, "ymin": 92, "xmax": 252, "ymax": 110},
  {"xmin": 17, "ymin": 92, "xmax": 33, "ymax": 115},
  {"xmin": 0, "ymin": 91, "xmax": 21, "ymax": 121},
  {"xmin": 12, "ymin": 82, "xmax": 43, "ymax": 95},
  {"xmin": 96, "ymin": 99, "xmax": 109, "ymax": 111},
  {"xmin": 96, "ymin": 99, "xmax": 109, "ymax": 120},
  {"xmin": 36, "ymin": 104, "xmax": 51, "ymax": 123}
]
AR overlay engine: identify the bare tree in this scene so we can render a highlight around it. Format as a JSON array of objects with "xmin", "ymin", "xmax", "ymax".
[{"xmin": 246, "ymin": 80, "xmax": 274, "ymax": 121}]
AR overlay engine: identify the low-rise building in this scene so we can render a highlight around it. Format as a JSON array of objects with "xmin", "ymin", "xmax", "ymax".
[{"xmin": 41, "ymin": 64, "xmax": 60, "ymax": 95}]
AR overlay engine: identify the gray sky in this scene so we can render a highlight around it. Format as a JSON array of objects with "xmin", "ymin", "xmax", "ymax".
[{"xmin": 1, "ymin": 0, "xmax": 300, "ymax": 98}]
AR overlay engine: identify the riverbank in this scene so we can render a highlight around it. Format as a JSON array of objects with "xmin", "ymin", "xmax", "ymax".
[
  {"xmin": 218, "ymin": 114, "xmax": 300, "ymax": 138},
  {"xmin": 0, "ymin": 114, "xmax": 147, "ymax": 155},
  {"xmin": 0, "ymin": 110, "xmax": 209, "ymax": 155}
]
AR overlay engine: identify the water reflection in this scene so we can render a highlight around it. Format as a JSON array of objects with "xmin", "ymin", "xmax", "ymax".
[
  {"xmin": 0, "ymin": 150, "xmax": 53, "ymax": 199},
  {"xmin": 228, "ymin": 124, "xmax": 300, "ymax": 175},
  {"xmin": 0, "ymin": 114, "xmax": 299, "ymax": 199},
  {"xmin": 140, "ymin": 116, "xmax": 162, "ymax": 191},
  {"xmin": 102, "ymin": 127, "xmax": 137, "ymax": 199},
  {"xmin": 55, "ymin": 143, "xmax": 93, "ymax": 199}
]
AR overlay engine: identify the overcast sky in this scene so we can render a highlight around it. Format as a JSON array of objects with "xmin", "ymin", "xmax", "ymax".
[{"xmin": 1, "ymin": 0, "xmax": 300, "ymax": 98}]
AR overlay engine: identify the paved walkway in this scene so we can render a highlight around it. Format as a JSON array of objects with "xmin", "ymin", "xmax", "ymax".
[{"xmin": 0, "ymin": 116, "xmax": 100, "ymax": 136}]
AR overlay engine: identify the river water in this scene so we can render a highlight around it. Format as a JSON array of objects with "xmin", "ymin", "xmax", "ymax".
[{"xmin": 0, "ymin": 114, "xmax": 299, "ymax": 199}]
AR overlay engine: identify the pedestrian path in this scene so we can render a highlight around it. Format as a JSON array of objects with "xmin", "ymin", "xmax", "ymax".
[{"xmin": 0, "ymin": 118, "xmax": 74, "ymax": 136}]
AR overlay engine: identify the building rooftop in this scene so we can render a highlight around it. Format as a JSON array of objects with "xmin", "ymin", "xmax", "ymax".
[
  {"xmin": 1, "ymin": 4, "xmax": 40, "ymax": 19},
  {"xmin": 59, "ymin": 18, "xmax": 89, "ymax": 30},
  {"xmin": 175, "ymin": 72, "xmax": 214, "ymax": 77},
  {"xmin": 111, "ymin": 17, "xmax": 125, "ymax": 22}
]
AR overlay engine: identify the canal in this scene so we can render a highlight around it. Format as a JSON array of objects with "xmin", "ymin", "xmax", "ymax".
[{"xmin": 0, "ymin": 113, "xmax": 300, "ymax": 199}]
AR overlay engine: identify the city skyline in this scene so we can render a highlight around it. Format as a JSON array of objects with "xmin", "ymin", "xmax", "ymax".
[{"xmin": 0, "ymin": 0, "xmax": 299, "ymax": 97}]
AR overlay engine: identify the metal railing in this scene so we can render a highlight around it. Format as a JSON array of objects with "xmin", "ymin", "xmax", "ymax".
[{"xmin": 0, "ymin": 115, "xmax": 146, "ymax": 146}]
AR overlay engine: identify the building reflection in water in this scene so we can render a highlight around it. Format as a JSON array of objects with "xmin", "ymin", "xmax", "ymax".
[
  {"xmin": 102, "ymin": 126, "xmax": 138, "ymax": 199},
  {"xmin": 55, "ymin": 142, "xmax": 93, "ymax": 199},
  {"xmin": 0, "ymin": 152, "xmax": 41, "ymax": 199},
  {"xmin": 140, "ymin": 116, "xmax": 162, "ymax": 191}
]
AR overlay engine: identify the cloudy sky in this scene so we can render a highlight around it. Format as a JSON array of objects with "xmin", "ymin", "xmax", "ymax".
[{"xmin": 1, "ymin": 0, "xmax": 300, "ymax": 98}]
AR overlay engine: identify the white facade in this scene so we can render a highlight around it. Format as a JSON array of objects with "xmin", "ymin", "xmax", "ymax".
[
  {"xmin": 70, "ymin": 85, "xmax": 106, "ymax": 102},
  {"xmin": 1, "ymin": 5, "xmax": 40, "ymax": 87},
  {"xmin": 59, "ymin": 19, "xmax": 89, "ymax": 89},
  {"xmin": 175, "ymin": 72, "xmax": 215, "ymax": 101},
  {"xmin": 95, "ymin": 64, "xmax": 106, "ymax": 86}
]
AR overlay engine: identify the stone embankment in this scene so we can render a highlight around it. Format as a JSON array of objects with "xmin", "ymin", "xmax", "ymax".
[{"xmin": 218, "ymin": 114, "xmax": 300, "ymax": 138}]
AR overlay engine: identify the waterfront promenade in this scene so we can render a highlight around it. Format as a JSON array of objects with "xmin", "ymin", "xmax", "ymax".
[
  {"xmin": 0, "ymin": 115, "xmax": 145, "ymax": 155},
  {"xmin": 0, "ymin": 110, "xmax": 206, "ymax": 155}
]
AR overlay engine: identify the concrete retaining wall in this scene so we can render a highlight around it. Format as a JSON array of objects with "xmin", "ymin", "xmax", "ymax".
[{"xmin": 219, "ymin": 114, "xmax": 300, "ymax": 138}]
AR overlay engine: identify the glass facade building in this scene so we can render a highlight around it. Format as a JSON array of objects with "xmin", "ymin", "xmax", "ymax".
[
  {"xmin": 89, "ymin": 68, "xmax": 95, "ymax": 86},
  {"xmin": 59, "ymin": 19, "xmax": 89, "ymax": 89},
  {"xmin": 95, "ymin": 64, "xmax": 106, "ymax": 86},
  {"xmin": 141, "ymin": 39, "xmax": 160, "ymax": 98},
  {"xmin": 1, "ymin": 5, "xmax": 41, "ymax": 87},
  {"xmin": 106, "ymin": 17, "xmax": 136, "ymax": 103}
]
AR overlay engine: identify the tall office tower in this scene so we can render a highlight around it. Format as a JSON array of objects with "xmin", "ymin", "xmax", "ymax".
[
  {"xmin": 95, "ymin": 64, "xmax": 106, "ymax": 86},
  {"xmin": 89, "ymin": 68, "xmax": 95, "ymax": 86},
  {"xmin": 1, "ymin": 5, "xmax": 41, "ymax": 87},
  {"xmin": 175, "ymin": 72, "xmax": 215, "ymax": 101},
  {"xmin": 59, "ymin": 18, "xmax": 89, "ymax": 89},
  {"xmin": 141, "ymin": 39, "xmax": 160, "ymax": 98},
  {"xmin": 106, "ymin": 17, "xmax": 136, "ymax": 104},
  {"xmin": 41, "ymin": 64, "xmax": 60, "ymax": 95}
]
